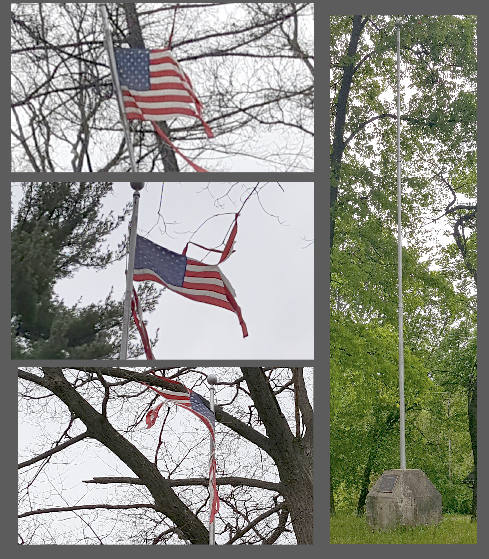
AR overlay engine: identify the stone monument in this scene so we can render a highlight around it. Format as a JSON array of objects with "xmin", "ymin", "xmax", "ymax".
[{"xmin": 366, "ymin": 469, "xmax": 442, "ymax": 531}]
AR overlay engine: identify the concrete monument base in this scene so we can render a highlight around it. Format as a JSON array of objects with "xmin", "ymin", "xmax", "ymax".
[{"xmin": 366, "ymin": 469, "xmax": 442, "ymax": 531}]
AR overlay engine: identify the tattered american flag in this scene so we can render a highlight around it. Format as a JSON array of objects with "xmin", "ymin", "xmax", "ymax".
[
  {"xmin": 114, "ymin": 48, "xmax": 213, "ymax": 138},
  {"xmin": 133, "ymin": 232, "xmax": 248, "ymax": 338},
  {"xmin": 144, "ymin": 384, "xmax": 220, "ymax": 523},
  {"xmin": 131, "ymin": 287, "xmax": 154, "ymax": 360}
]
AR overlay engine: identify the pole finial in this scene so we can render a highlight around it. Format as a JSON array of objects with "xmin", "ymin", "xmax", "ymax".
[
  {"xmin": 130, "ymin": 182, "xmax": 145, "ymax": 191},
  {"xmin": 207, "ymin": 374, "xmax": 218, "ymax": 385}
]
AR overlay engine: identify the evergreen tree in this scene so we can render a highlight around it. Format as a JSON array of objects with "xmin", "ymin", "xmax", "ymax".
[{"xmin": 11, "ymin": 182, "xmax": 159, "ymax": 359}]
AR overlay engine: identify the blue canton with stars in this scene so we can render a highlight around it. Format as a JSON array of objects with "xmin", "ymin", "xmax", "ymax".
[
  {"xmin": 190, "ymin": 391, "xmax": 215, "ymax": 431},
  {"xmin": 115, "ymin": 48, "xmax": 151, "ymax": 91},
  {"xmin": 134, "ymin": 235, "xmax": 187, "ymax": 287}
]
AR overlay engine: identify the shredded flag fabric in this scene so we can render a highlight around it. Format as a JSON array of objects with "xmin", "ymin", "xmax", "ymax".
[
  {"xmin": 114, "ymin": 48, "xmax": 213, "ymax": 138},
  {"xmin": 131, "ymin": 288, "xmax": 154, "ymax": 359},
  {"xmin": 183, "ymin": 213, "xmax": 239, "ymax": 264},
  {"xmin": 209, "ymin": 449, "xmax": 219, "ymax": 523},
  {"xmin": 145, "ymin": 402, "xmax": 164, "ymax": 428},
  {"xmin": 144, "ymin": 383, "xmax": 220, "ymax": 521},
  {"xmin": 144, "ymin": 384, "xmax": 215, "ymax": 437},
  {"xmin": 133, "ymin": 217, "xmax": 248, "ymax": 337},
  {"xmin": 150, "ymin": 121, "xmax": 208, "ymax": 173}
]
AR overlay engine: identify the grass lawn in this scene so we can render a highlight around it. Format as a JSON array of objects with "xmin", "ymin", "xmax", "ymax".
[{"xmin": 330, "ymin": 512, "xmax": 477, "ymax": 544}]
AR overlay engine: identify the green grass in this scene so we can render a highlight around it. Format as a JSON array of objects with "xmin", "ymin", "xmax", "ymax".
[{"xmin": 330, "ymin": 512, "xmax": 477, "ymax": 544}]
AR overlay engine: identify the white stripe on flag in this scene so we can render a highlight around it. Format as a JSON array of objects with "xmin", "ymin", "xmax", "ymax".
[
  {"xmin": 169, "ymin": 285, "xmax": 230, "ymax": 302},
  {"xmin": 184, "ymin": 277, "xmax": 225, "ymax": 287}
]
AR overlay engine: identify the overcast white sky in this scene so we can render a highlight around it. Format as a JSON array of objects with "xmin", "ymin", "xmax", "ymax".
[{"xmin": 12, "ymin": 182, "xmax": 314, "ymax": 359}]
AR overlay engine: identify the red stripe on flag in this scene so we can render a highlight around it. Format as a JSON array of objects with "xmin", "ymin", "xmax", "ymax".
[
  {"xmin": 177, "ymin": 291, "xmax": 235, "ymax": 312},
  {"xmin": 151, "ymin": 123, "xmax": 209, "ymax": 172},
  {"xmin": 181, "ymin": 282, "xmax": 228, "ymax": 296},
  {"xmin": 209, "ymin": 452, "xmax": 220, "ymax": 523},
  {"xmin": 131, "ymin": 288, "xmax": 155, "ymax": 359}
]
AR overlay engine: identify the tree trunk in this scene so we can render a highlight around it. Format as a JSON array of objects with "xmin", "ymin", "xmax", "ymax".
[
  {"xmin": 356, "ymin": 446, "xmax": 376, "ymax": 516},
  {"xmin": 452, "ymin": 210, "xmax": 477, "ymax": 286},
  {"xmin": 330, "ymin": 15, "xmax": 365, "ymax": 254},
  {"xmin": 122, "ymin": 3, "xmax": 180, "ymax": 172},
  {"xmin": 240, "ymin": 367, "xmax": 313, "ymax": 544},
  {"xmin": 277, "ymin": 443, "xmax": 314, "ymax": 544},
  {"xmin": 330, "ymin": 482, "xmax": 335, "ymax": 516},
  {"xmin": 468, "ymin": 373, "xmax": 477, "ymax": 520}
]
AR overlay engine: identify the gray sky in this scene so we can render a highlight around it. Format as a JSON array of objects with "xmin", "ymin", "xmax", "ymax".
[{"xmin": 12, "ymin": 182, "xmax": 314, "ymax": 359}]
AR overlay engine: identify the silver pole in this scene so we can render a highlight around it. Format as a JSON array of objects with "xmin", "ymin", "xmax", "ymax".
[
  {"xmin": 100, "ymin": 3, "xmax": 137, "ymax": 172},
  {"xmin": 120, "ymin": 183, "xmax": 145, "ymax": 359},
  {"xmin": 207, "ymin": 374, "xmax": 217, "ymax": 545},
  {"xmin": 396, "ymin": 19, "xmax": 406, "ymax": 470}
]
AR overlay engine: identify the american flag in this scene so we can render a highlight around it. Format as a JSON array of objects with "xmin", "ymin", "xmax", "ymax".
[
  {"xmin": 144, "ymin": 385, "xmax": 214, "ymax": 437},
  {"xmin": 133, "ymin": 234, "xmax": 248, "ymax": 337},
  {"xmin": 144, "ymin": 384, "xmax": 220, "ymax": 522},
  {"xmin": 131, "ymin": 287, "xmax": 154, "ymax": 359},
  {"xmin": 209, "ymin": 448, "xmax": 219, "ymax": 524},
  {"xmin": 114, "ymin": 47, "xmax": 213, "ymax": 138}
]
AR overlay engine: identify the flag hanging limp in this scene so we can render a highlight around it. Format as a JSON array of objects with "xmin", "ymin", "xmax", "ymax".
[
  {"xmin": 133, "ymin": 217, "xmax": 248, "ymax": 337},
  {"xmin": 145, "ymin": 384, "xmax": 215, "ymax": 437},
  {"xmin": 144, "ymin": 383, "xmax": 220, "ymax": 523}
]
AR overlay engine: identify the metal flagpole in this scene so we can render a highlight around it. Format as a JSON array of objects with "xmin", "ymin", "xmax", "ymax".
[
  {"xmin": 100, "ymin": 3, "xmax": 137, "ymax": 172},
  {"xmin": 120, "ymin": 183, "xmax": 145, "ymax": 360},
  {"xmin": 207, "ymin": 373, "xmax": 217, "ymax": 545},
  {"xmin": 396, "ymin": 19, "xmax": 406, "ymax": 470}
]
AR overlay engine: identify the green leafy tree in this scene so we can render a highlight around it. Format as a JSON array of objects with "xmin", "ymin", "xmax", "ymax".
[
  {"xmin": 330, "ymin": 15, "xmax": 476, "ymax": 255},
  {"xmin": 330, "ymin": 315, "xmax": 475, "ymax": 516},
  {"xmin": 330, "ymin": 15, "xmax": 477, "ymax": 517},
  {"xmin": 430, "ymin": 321, "xmax": 477, "ymax": 518},
  {"xmin": 330, "ymin": 316, "xmax": 430, "ymax": 514}
]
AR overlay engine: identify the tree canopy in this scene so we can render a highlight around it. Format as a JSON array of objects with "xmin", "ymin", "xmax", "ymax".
[
  {"xmin": 330, "ymin": 15, "xmax": 477, "ymax": 519},
  {"xmin": 11, "ymin": 3, "xmax": 314, "ymax": 172},
  {"xmin": 18, "ymin": 367, "xmax": 313, "ymax": 545}
]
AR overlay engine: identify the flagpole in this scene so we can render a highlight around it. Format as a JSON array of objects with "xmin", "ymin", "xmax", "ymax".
[
  {"xmin": 207, "ymin": 373, "xmax": 217, "ymax": 545},
  {"xmin": 120, "ymin": 183, "xmax": 145, "ymax": 360},
  {"xmin": 396, "ymin": 19, "xmax": 406, "ymax": 470},
  {"xmin": 100, "ymin": 3, "xmax": 137, "ymax": 172}
]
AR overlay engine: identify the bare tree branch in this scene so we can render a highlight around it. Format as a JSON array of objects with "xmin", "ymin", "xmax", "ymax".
[
  {"xmin": 226, "ymin": 503, "xmax": 284, "ymax": 544},
  {"xmin": 84, "ymin": 475, "xmax": 283, "ymax": 492},
  {"xmin": 18, "ymin": 431, "xmax": 89, "ymax": 469},
  {"xmin": 19, "ymin": 366, "xmax": 313, "ymax": 544},
  {"xmin": 19, "ymin": 503, "xmax": 157, "ymax": 519},
  {"xmin": 263, "ymin": 505, "xmax": 289, "ymax": 544}
]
